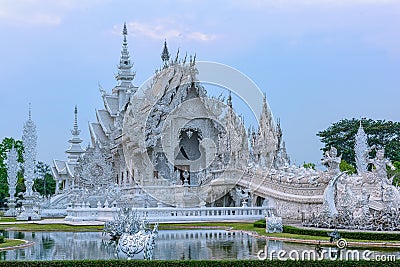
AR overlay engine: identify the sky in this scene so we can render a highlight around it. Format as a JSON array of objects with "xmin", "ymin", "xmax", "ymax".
[{"xmin": 0, "ymin": 0, "xmax": 399, "ymax": 168}]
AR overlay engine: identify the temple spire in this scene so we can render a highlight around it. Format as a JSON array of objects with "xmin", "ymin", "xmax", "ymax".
[
  {"xmin": 65, "ymin": 106, "xmax": 85, "ymax": 163},
  {"xmin": 254, "ymin": 92, "xmax": 279, "ymax": 168},
  {"xmin": 115, "ymin": 22, "xmax": 135, "ymax": 86},
  {"xmin": 112, "ymin": 23, "xmax": 137, "ymax": 112},
  {"xmin": 161, "ymin": 40, "xmax": 170, "ymax": 65},
  {"xmin": 122, "ymin": 21, "xmax": 128, "ymax": 39}
]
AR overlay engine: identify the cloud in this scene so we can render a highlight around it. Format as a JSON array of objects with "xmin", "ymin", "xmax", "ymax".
[
  {"xmin": 234, "ymin": 0, "xmax": 397, "ymax": 9},
  {"xmin": 0, "ymin": 0, "xmax": 106, "ymax": 26},
  {"xmin": 187, "ymin": 31, "xmax": 217, "ymax": 41},
  {"xmin": 122, "ymin": 20, "xmax": 218, "ymax": 42}
]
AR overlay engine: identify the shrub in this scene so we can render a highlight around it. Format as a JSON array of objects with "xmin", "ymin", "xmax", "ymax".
[
  {"xmin": 254, "ymin": 223, "xmax": 400, "ymax": 241},
  {"xmin": 253, "ymin": 219, "xmax": 265, "ymax": 228},
  {"xmin": 283, "ymin": 225, "xmax": 400, "ymax": 241},
  {"xmin": 1, "ymin": 260, "xmax": 400, "ymax": 267}
]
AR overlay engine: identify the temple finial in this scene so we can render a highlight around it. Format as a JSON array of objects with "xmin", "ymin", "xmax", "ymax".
[
  {"xmin": 122, "ymin": 22, "xmax": 128, "ymax": 44},
  {"xmin": 174, "ymin": 48, "xmax": 180, "ymax": 63},
  {"xmin": 71, "ymin": 105, "xmax": 81, "ymax": 136},
  {"xmin": 122, "ymin": 22, "xmax": 128, "ymax": 36},
  {"xmin": 74, "ymin": 105, "xmax": 78, "ymax": 131},
  {"xmin": 227, "ymin": 91, "xmax": 232, "ymax": 108},
  {"xmin": 161, "ymin": 40, "xmax": 170, "ymax": 64},
  {"xmin": 28, "ymin": 103, "xmax": 32, "ymax": 120}
]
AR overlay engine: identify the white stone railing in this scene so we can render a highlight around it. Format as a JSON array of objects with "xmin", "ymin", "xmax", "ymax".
[{"xmin": 65, "ymin": 206, "xmax": 271, "ymax": 222}]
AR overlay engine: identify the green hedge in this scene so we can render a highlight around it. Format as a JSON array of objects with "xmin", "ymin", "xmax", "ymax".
[
  {"xmin": 253, "ymin": 219, "xmax": 266, "ymax": 228},
  {"xmin": 283, "ymin": 225, "xmax": 400, "ymax": 241},
  {"xmin": 253, "ymin": 221, "xmax": 400, "ymax": 241},
  {"xmin": 0, "ymin": 260, "xmax": 399, "ymax": 267}
]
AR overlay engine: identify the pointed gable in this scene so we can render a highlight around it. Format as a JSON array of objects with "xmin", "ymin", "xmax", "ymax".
[
  {"xmin": 89, "ymin": 122, "xmax": 108, "ymax": 145},
  {"xmin": 103, "ymin": 95, "xmax": 119, "ymax": 116},
  {"xmin": 96, "ymin": 109, "xmax": 114, "ymax": 134}
]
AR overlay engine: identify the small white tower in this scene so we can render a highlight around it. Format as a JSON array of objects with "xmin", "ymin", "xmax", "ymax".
[{"xmin": 65, "ymin": 106, "xmax": 85, "ymax": 163}]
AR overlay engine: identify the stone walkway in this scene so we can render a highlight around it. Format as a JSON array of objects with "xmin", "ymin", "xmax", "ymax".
[{"xmin": 254, "ymin": 233, "xmax": 400, "ymax": 248}]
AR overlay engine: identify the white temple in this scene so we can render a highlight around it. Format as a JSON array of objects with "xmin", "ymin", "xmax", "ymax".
[{"xmin": 48, "ymin": 23, "xmax": 352, "ymax": 221}]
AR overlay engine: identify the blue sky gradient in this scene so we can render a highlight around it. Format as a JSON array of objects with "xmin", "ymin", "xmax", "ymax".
[{"xmin": 0, "ymin": 0, "xmax": 399, "ymax": 168}]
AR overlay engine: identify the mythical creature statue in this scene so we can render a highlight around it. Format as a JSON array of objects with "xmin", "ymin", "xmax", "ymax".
[
  {"xmin": 116, "ymin": 222, "xmax": 158, "ymax": 260},
  {"xmin": 322, "ymin": 172, "xmax": 346, "ymax": 217},
  {"xmin": 321, "ymin": 146, "xmax": 341, "ymax": 175},
  {"xmin": 103, "ymin": 209, "xmax": 159, "ymax": 260},
  {"xmin": 368, "ymin": 147, "xmax": 395, "ymax": 184}
]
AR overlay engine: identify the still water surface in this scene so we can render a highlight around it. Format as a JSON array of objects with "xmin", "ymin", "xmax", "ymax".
[{"xmin": 1, "ymin": 230, "xmax": 399, "ymax": 260}]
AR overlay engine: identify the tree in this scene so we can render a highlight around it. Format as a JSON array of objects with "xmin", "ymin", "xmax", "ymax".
[
  {"xmin": 34, "ymin": 162, "xmax": 56, "ymax": 196},
  {"xmin": 0, "ymin": 138, "xmax": 24, "ymax": 207},
  {"xmin": 339, "ymin": 160, "xmax": 356, "ymax": 175},
  {"xmin": 317, "ymin": 118, "xmax": 400, "ymax": 168},
  {"xmin": 388, "ymin": 161, "xmax": 400, "ymax": 187},
  {"xmin": 303, "ymin": 162, "xmax": 316, "ymax": 170},
  {"xmin": 0, "ymin": 138, "xmax": 56, "ymax": 206}
]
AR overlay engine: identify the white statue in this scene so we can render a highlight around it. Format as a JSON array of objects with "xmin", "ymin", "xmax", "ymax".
[
  {"xmin": 322, "ymin": 172, "xmax": 345, "ymax": 217},
  {"xmin": 321, "ymin": 146, "xmax": 341, "ymax": 175},
  {"xmin": 368, "ymin": 147, "xmax": 395, "ymax": 183}
]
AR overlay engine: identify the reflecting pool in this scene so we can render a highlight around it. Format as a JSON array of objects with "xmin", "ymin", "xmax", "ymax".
[{"xmin": 1, "ymin": 230, "xmax": 399, "ymax": 261}]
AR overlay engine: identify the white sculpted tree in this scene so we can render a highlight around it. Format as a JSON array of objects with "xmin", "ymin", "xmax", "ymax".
[
  {"xmin": 5, "ymin": 146, "xmax": 19, "ymax": 216},
  {"xmin": 17, "ymin": 107, "xmax": 41, "ymax": 220},
  {"xmin": 354, "ymin": 122, "xmax": 369, "ymax": 174}
]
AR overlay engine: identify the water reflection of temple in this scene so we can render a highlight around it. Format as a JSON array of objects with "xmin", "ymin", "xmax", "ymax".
[
  {"xmin": 154, "ymin": 230, "xmax": 257, "ymax": 260},
  {"xmin": 3, "ymin": 230, "xmax": 266, "ymax": 260}
]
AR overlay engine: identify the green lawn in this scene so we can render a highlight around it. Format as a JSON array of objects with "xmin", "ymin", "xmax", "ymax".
[
  {"xmin": 0, "ymin": 238, "xmax": 25, "ymax": 249},
  {"xmin": 0, "ymin": 217, "xmax": 17, "ymax": 223}
]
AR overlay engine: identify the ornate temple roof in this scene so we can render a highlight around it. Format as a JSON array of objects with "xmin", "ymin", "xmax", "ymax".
[
  {"xmin": 96, "ymin": 109, "xmax": 114, "ymax": 134},
  {"xmin": 103, "ymin": 95, "xmax": 119, "ymax": 116},
  {"xmin": 89, "ymin": 122, "xmax": 109, "ymax": 145},
  {"xmin": 52, "ymin": 159, "xmax": 67, "ymax": 175}
]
